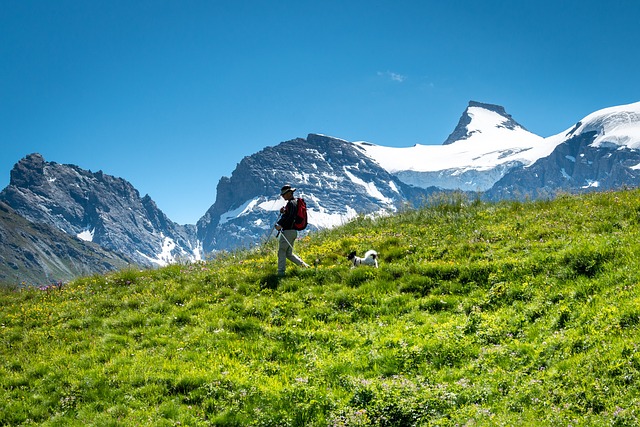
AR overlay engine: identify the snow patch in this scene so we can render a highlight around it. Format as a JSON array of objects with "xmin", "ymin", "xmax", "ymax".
[
  {"xmin": 292, "ymin": 171, "xmax": 313, "ymax": 184},
  {"xmin": 220, "ymin": 198, "xmax": 261, "ymax": 224},
  {"xmin": 258, "ymin": 197, "xmax": 286, "ymax": 212},
  {"xmin": 343, "ymin": 169, "xmax": 393, "ymax": 205},
  {"xmin": 136, "ymin": 235, "xmax": 177, "ymax": 267},
  {"xmin": 77, "ymin": 228, "xmax": 95, "ymax": 242},
  {"xmin": 308, "ymin": 206, "xmax": 358, "ymax": 229},
  {"xmin": 158, "ymin": 236, "xmax": 176, "ymax": 265},
  {"xmin": 582, "ymin": 180, "xmax": 600, "ymax": 189}
]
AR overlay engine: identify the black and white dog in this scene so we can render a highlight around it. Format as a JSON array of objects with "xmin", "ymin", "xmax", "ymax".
[{"xmin": 347, "ymin": 250, "xmax": 379, "ymax": 268}]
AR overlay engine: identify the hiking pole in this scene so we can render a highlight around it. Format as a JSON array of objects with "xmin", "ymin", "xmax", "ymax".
[
  {"xmin": 261, "ymin": 212, "xmax": 282, "ymax": 250},
  {"xmin": 261, "ymin": 227, "xmax": 276, "ymax": 250}
]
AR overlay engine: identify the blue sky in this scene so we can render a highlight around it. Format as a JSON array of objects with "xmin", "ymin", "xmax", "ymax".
[{"xmin": 2, "ymin": 0, "xmax": 639, "ymax": 224}]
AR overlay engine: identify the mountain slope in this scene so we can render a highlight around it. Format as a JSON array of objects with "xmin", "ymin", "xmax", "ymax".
[
  {"xmin": 0, "ymin": 153, "xmax": 200, "ymax": 266},
  {"xmin": 3, "ymin": 189, "xmax": 640, "ymax": 425},
  {"xmin": 197, "ymin": 133, "xmax": 433, "ymax": 252},
  {"xmin": 0, "ymin": 201, "xmax": 132, "ymax": 286}
]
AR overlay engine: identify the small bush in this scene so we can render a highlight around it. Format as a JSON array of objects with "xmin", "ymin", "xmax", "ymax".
[{"xmin": 563, "ymin": 242, "xmax": 615, "ymax": 278}]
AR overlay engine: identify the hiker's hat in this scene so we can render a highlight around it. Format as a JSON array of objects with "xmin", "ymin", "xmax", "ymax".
[{"xmin": 280, "ymin": 184, "xmax": 296, "ymax": 195}]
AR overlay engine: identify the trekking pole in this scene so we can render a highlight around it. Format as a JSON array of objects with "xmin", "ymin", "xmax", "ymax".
[
  {"xmin": 260, "ymin": 212, "xmax": 282, "ymax": 250},
  {"xmin": 261, "ymin": 227, "xmax": 276, "ymax": 249}
]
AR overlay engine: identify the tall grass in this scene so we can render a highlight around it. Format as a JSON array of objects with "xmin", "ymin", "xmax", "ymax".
[{"xmin": 2, "ymin": 189, "xmax": 640, "ymax": 426}]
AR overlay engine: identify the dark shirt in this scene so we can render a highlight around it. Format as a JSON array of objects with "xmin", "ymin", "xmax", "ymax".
[{"xmin": 277, "ymin": 198, "xmax": 298, "ymax": 230}]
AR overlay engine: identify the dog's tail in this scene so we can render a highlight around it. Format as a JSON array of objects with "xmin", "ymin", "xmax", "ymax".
[{"xmin": 364, "ymin": 250, "xmax": 378, "ymax": 259}]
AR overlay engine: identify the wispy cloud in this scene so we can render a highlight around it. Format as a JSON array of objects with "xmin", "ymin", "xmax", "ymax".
[{"xmin": 378, "ymin": 71, "xmax": 407, "ymax": 83}]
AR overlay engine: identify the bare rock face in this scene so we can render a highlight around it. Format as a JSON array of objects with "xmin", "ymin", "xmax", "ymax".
[
  {"xmin": 0, "ymin": 153, "xmax": 200, "ymax": 267},
  {"xmin": 486, "ymin": 130, "xmax": 640, "ymax": 200},
  {"xmin": 0, "ymin": 201, "xmax": 132, "ymax": 286}
]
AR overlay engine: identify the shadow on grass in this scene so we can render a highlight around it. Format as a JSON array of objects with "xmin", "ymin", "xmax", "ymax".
[{"xmin": 260, "ymin": 273, "xmax": 281, "ymax": 290}]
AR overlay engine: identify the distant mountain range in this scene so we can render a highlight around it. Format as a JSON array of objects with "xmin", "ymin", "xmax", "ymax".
[
  {"xmin": 2, "ymin": 100, "xmax": 640, "ymax": 285},
  {"xmin": 0, "ymin": 153, "xmax": 201, "ymax": 268}
]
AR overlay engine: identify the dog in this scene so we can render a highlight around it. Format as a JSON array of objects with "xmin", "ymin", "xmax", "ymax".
[{"xmin": 347, "ymin": 250, "xmax": 379, "ymax": 268}]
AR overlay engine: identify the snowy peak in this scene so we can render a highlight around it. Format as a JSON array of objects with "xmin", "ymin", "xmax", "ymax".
[
  {"xmin": 486, "ymin": 101, "xmax": 640, "ymax": 200},
  {"xmin": 443, "ymin": 101, "xmax": 528, "ymax": 145},
  {"xmin": 353, "ymin": 101, "xmax": 548, "ymax": 192},
  {"xmin": 561, "ymin": 101, "xmax": 640, "ymax": 149}
]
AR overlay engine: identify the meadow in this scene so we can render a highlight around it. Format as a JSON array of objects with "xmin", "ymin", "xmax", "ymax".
[{"xmin": 2, "ymin": 190, "xmax": 640, "ymax": 426}]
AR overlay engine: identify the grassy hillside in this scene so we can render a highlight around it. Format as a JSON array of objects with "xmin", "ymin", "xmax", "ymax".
[{"xmin": 2, "ymin": 190, "xmax": 640, "ymax": 426}]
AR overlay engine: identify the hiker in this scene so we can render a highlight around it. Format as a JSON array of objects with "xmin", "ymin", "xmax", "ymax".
[{"xmin": 275, "ymin": 185, "xmax": 309, "ymax": 276}]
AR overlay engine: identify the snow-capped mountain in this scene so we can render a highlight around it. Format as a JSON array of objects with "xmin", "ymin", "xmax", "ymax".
[
  {"xmin": 486, "ymin": 101, "xmax": 640, "ymax": 199},
  {"xmin": 3, "ymin": 100, "xmax": 640, "ymax": 271},
  {"xmin": 0, "ymin": 154, "xmax": 201, "ymax": 267},
  {"xmin": 354, "ymin": 101, "xmax": 559, "ymax": 191},
  {"xmin": 200, "ymin": 101, "xmax": 640, "ymax": 252},
  {"xmin": 196, "ymin": 133, "xmax": 433, "ymax": 252}
]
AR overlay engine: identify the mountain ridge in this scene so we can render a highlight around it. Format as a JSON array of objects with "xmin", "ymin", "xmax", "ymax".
[
  {"xmin": 0, "ymin": 200, "xmax": 132, "ymax": 285},
  {"xmin": 0, "ymin": 154, "xmax": 201, "ymax": 268},
  {"xmin": 3, "ymin": 100, "xmax": 640, "ymax": 282}
]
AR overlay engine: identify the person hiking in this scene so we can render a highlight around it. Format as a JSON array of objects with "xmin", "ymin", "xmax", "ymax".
[{"xmin": 275, "ymin": 185, "xmax": 309, "ymax": 276}]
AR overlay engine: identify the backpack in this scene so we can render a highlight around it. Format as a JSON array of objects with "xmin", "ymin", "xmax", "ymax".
[{"xmin": 293, "ymin": 198, "xmax": 308, "ymax": 230}]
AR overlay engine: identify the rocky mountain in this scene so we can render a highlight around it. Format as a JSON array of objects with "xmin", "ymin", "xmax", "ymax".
[
  {"xmin": 200, "ymin": 101, "xmax": 640, "ymax": 252},
  {"xmin": 486, "ymin": 102, "xmax": 640, "ymax": 200},
  {"xmin": 442, "ymin": 101, "xmax": 525, "ymax": 145},
  {"xmin": 0, "ymin": 154, "xmax": 201, "ymax": 267},
  {"xmin": 0, "ymin": 201, "xmax": 132, "ymax": 286},
  {"xmin": 196, "ymin": 133, "xmax": 434, "ymax": 252}
]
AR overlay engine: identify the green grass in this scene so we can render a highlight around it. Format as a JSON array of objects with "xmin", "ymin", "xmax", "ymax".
[{"xmin": 2, "ymin": 189, "xmax": 640, "ymax": 426}]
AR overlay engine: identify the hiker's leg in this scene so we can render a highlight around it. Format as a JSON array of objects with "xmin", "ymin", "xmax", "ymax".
[
  {"xmin": 277, "ymin": 234, "xmax": 288, "ymax": 275},
  {"xmin": 283, "ymin": 230, "xmax": 309, "ymax": 267}
]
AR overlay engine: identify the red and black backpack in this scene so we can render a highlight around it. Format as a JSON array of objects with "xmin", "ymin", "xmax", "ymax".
[{"xmin": 293, "ymin": 198, "xmax": 307, "ymax": 230}]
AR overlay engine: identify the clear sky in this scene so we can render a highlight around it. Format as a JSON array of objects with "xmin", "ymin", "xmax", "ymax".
[{"xmin": 2, "ymin": 0, "xmax": 639, "ymax": 224}]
